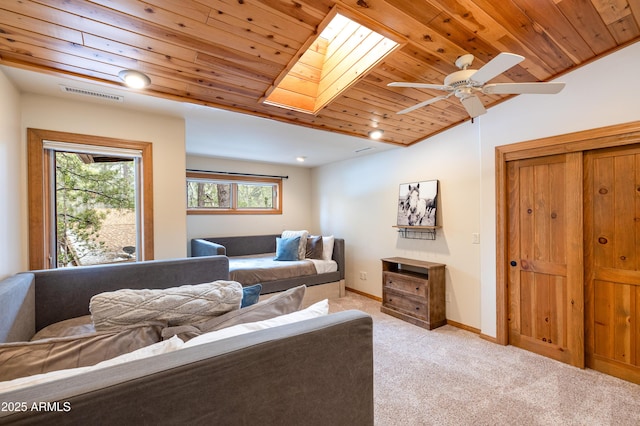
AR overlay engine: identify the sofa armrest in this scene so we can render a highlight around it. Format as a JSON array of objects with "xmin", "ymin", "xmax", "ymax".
[
  {"xmin": 0, "ymin": 310, "xmax": 374, "ymax": 425},
  {"xmin": 191, "ymin": 239, "xmax": 226, "ymax": 257},
  {"xmin": 0, "ymin": 273, "xmax": 35, "ymax": 343}
]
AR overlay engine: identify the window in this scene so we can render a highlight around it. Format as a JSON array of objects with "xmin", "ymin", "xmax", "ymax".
[
  {"xmin": 263, "ymin": 7, "xmax": 402, "ymax": 114},
  {"xmin": 28, "ymin": 129, "xmax": 154, "ymax": 270},
  {"xmin": 186, "ymin": 172, "xmax": 282, "ymax": 215}
]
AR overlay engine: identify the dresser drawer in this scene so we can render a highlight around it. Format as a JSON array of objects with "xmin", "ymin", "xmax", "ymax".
[
  {"xmin": 384, "ymin": 271, "xmax": 427, "ymax": 298},
  {"xmin": 383, "ymin": 290, "xmax": 428, "ymax": 320},
  {"xmin": 381, "ymin": 258, "xmax": 446, "ymax": 330}
]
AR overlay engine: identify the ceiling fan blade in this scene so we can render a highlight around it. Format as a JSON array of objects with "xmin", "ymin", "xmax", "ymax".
[
  {"xmin": 470, "ymin": 52, "xmax": 525, "ymax": 85},
  {"xmin": 460, "ymin": 95, "xmax": 486, "ymax": 118},
  {"xmin": 396, "ymin": 94, "xmax": 451, "ymax": 115},
  {"xmin": 482, "ymin": 82, "xmax": 566, "ymax": 95},
  {"xmin": 388, "ymin": 82, "xmax": 451, "ymax": 91}
]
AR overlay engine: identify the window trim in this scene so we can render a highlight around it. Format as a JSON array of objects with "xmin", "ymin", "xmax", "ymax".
[
  {"xmin": 27, "ymin": 128, "xmax": 154, "ymax": 270},
  {"xmin": 186, "ymin": 172, "xmax": 282, "ymax": 215}
]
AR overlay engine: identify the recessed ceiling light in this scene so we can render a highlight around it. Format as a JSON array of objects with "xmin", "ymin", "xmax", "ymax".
[
  {"xmin": 118, "ymin": 70, "xmax": 151, "ymax": 89},
  {"xmin": 368, "ymin": 129, "xmax": 384, "ymax": 140},
  {"xmin": 296, "ymin": 156, "xmax": 306, "ymax": 162}
]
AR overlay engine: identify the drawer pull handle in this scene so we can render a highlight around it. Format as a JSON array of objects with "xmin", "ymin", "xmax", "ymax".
[
  {"xmin": 415, "ymin": 287, "xmax": 420, "ymax": 291},
  {"xmin": 415, "ymin": 307, "xmax": 420, "ymax": 310}
]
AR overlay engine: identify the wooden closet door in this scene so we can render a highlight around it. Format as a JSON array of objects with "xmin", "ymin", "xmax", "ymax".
[
  {"xmin": 507, "ymin": 153, "xmax": 584, "ymax": 367},
  {"xmin": 585, "ymin": 146, "xmax": 640, "ymax": 384}
]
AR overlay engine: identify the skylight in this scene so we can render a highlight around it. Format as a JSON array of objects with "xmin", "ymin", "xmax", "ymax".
[{"xmin": 263, "ymin": 10, "xmax": 401, "ymax": 114}]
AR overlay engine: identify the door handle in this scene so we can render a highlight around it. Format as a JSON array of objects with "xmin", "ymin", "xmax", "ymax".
[{"xmin": 510, "ymin": 260, "xmax": 517, "ymax": 267}]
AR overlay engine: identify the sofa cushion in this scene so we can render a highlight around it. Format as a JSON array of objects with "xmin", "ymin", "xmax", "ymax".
[
  {"xmin": 305, "ymin": 235, "xmax": 324, "ymax": 259},
  {"xmin": 0, "ymin": 323, "xmax": 164, "ymax": 382},
  {"xmin": 183, "ymin": 298, "xmax": 329, "ymax": 348},
  {"xmin": 281, "ymin": 230, "xmax": 309, "ymax": 260},
  {"xmin": 274, "ymin": 236, "xmax": 300, "ymax": 261},
  {"xmin": 90, "ymin": 280, "xmax": 243, "ymax": 332},
  {"xmin": 162, "ymin": 285, "xmax": 306, "ymax": 341},
  {"xmin": 241, "ymin": 284, "xmax": 262, "ymax": 308},
  {"xmin": 31, "ymin": 315, "xmax": 95, "ymax": 341},
  {"xmin": 322, "ymin": 235, "xmax": 335, "ymax": 260}
]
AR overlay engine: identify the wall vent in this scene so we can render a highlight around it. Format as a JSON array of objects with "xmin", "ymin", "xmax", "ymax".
[{"xmin": 59, "ymin": 85, "xmax": 124, "ymax": 102}]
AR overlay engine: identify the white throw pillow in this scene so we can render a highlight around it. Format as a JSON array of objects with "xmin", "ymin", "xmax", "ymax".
[
  {"xmin": 0, "ymin": 336, "xmax": 184, "ymax": 394},
  {"xmin": 183, "ymin": 299, "xmax": 329, "ymax": 348},
  {"xmin": 322, "ymin": 235, "xmax": 335, "ymax": 260},
  {"xmin": 281, "ymin": 230, "xmax": 309, "ymax": 260}
]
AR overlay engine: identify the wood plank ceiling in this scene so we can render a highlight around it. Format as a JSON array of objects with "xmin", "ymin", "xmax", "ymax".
[{"xmin": 1, "ymin": 0, "xmax": 639, "ymax": 146}]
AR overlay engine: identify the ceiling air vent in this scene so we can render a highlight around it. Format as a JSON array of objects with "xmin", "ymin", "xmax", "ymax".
[
  {"xmin": 59, "ymin": 85, "xmax": 124, "ymax": 102},
  {"xmin": 354, "ymin": 147, "xmax": 374, "ymax": 153}
]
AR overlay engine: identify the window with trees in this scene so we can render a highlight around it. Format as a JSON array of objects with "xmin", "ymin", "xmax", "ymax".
[
  {"xmin": 186, "ymin": 172, "xmax": 282, "ymax": 215},
  {"xmin": 28, "ymin": 129, "xmax": 153, "ymax": 270}
]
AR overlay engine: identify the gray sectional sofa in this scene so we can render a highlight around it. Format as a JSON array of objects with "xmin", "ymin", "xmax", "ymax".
[
  {"xmin": 191, "ymin": 234, "xmax": 345, "ymax": 297},
  {"xmin": 0, "ymin": 256, "xmax": 373, "ymax": 425}
]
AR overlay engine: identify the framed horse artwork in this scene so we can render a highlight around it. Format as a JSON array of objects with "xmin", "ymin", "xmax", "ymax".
[{"xmin": 397, "ymin": 180, "xmax": 438, "ymax": 226}]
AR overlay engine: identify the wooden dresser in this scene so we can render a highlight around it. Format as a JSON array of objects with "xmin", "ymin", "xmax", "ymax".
[{"xmin": 380, "ymin": 257, "xmax": 446, "ymax": 330}]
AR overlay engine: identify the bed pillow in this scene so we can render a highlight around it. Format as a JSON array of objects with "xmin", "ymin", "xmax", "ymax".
[
  {"xmin": 274, "ymin": 236, "xmax": 300, "ymax": 261},
  {"xmin": 0, "ymin": 336, "xmax": 184, "ymax": 394},
  {"xmin": 183, "ymin": 298, "xmax": 329, "ymax": 349},
  {"xmin": 241, "ymin": 284, "xmax": 262, "ymax": 308},
  {"xmin": 0, "ymin": 323, "xmax": 164, "ymax": 382},
  {"xmin": 31, "ymin": 315, "xmax": 95, "ymax": 341},
  {"xmin": 305, "ymin": 235, "xmax": 324, "ymax": 259},
  {"xmin": 90, "ymin": 280, "xmax": 243, "ymax": 332},
  {"xmin": 162, "ymin": 285, "xmax": 306, "ymax": 341},
  {"xmin": 281, "ymin": 230, "xmax": 309, "ymax": 260},
  {"xmin": 322, "ymin": 235, "xmax": 335, "ymax": 260}
]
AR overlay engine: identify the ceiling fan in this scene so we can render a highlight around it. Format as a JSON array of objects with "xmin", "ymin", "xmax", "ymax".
[{"xmin": 387, "ymin": 52, "xmax": 565, "ymax": 117}]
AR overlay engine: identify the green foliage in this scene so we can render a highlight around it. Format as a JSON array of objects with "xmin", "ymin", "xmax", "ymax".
[
  {"xmin": 237, "ymin": 183, "xmax": 273, "ymax": 208},
  {"xmin": 56, "ymin": 153, "xmax": 135, "ymax": 266},
  {"xmin": 186, "ymin": 181, "xmax": 231, "ymax": 208},
  {"xmin": 187, "ymin": 179, "xmax": 274, "ymax": 209}
]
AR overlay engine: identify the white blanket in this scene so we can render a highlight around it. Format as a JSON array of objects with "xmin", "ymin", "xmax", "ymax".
[{"xmin": 90, "ymin": 281, "xmax": 243, "ymax": 331}]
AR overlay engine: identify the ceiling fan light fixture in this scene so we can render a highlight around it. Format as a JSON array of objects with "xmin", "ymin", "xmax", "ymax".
[
  {"xmin": 368, "ymin": 129, "xmax": 384, "ymax": 140},
  {"xmin": 118, "ymin": 70, "xmax": 151, "ymax": 89},
  {"xmin": 388, "ymin": 52, "xmax": 564, "ymax": 117}
]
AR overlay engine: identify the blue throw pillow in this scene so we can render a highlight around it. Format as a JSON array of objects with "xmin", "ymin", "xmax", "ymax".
[
  {"xmin": 241, "ymin": 284, "xmax": 262, "ymax": 308},
  {"xmin": 274, "ymin": 236, "xmax": 300, "ymax": 261}
]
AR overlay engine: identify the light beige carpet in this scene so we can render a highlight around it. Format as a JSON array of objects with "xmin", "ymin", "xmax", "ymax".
[{"xmin": 329, "ymin": 292, "xmax": 640, "ymax": 426}]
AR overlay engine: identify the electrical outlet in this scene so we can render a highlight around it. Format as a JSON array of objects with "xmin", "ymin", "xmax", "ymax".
[
  {"xmin": 359, "ymin": 271, "xmax": 367, "ymax": 280},
  {"xmin": 472, "ymin": 233, "xmax": 480, "ymax": 244}
]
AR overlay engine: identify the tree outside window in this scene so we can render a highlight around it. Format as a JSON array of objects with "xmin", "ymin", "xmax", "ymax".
[
  {"xmin": 55, "ymin": 152, "xmax": 136, "ymax": 266},
  {"xmin": 186, "ymin": 172, "xmax": 282, "ymax": 215}
]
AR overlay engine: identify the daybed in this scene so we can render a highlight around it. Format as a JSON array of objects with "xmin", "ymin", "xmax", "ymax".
[
  {"xmin": 0, "ymin": 256, "xmax": 373, "ymax": 425},
  {"xmin": 191, "ymin": 234, "xmax": 346, "ymax": 304}
]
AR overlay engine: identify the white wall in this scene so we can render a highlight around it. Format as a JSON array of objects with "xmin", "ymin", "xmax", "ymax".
[
  {"xmin": 312, "ymin": 41, "xmax": 640, "ymax": 334},
  {"xmin": 20, "ymin": 94, "xmax": 188, "ymax": 262},
  {"xmin": 186, "ymin": 156, "xmax": 313, "ymax": 251},
  {"xmin": 0, "ymin": 70, "xmax": 23, "ymax": 278},
  {"xmin": 312, "ymin": 122, "xmax": 482, "ymax": 328}
]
